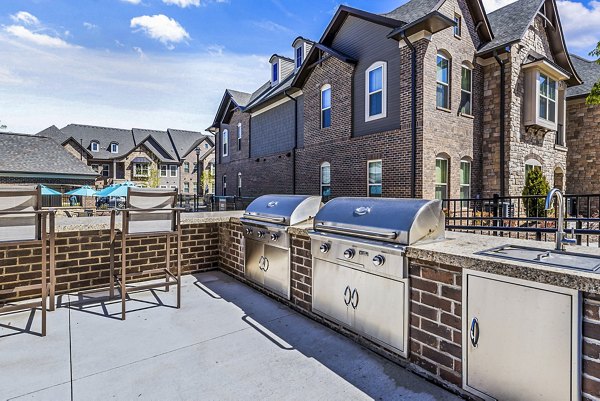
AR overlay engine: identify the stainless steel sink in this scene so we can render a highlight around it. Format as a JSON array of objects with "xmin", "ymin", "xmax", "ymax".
[{"xmin": 478, "ymin": 245, "xmax": 600, "ymax": 272}]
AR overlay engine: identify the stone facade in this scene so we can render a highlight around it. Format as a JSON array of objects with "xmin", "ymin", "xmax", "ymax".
[{"xmin": 566, "ymin": 99, "xmax": 600, "ymax": 195}]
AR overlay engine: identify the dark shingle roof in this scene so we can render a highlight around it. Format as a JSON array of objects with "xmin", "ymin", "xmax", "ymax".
[
  {"xmin": 132, "ymin": 128, "xmax": 178, "ymax": 162},
  {"xmin": 227, "ymin": 89, "xmax": 252, "ymax": 108},
  {"xmin": 0, "ymin": 133, "xmax": 97, "ymax": 177},
  {"xmin": 37, "ymin": 125, "xmax": 68, "ymax": 144},
  {"xmin": 60, "ymin": 124, "xmax": 134, "ymax": 159},
  {"xmin": 167, "ymin": 129, "xmax": 213, "ymax": 158},
  {"xmin": 478, "ymin": 0, "xmax": 543, "ymax": 54},
  {"xmin": 381, "ymin": 0, "xmax": 441, "ymax": 24},
  {"xmin": 568, "ymin": 55, "xmax": 600, "ymax": 99}
]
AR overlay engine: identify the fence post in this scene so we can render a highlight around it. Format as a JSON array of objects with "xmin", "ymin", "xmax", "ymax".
[
  {"xmin": 576, "ymin": 220, "xmax": 582, "ymax": 246},
  {"xmin": 492, "ymin": 193, "xmax": 499, "ymax": 237}
]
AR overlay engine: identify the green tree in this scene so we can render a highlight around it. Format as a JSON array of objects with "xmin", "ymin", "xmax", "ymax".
[
  {"xmin": 522, "ymin": 168, "xmax": 551, "ymax": 217},
  {"xmin": 201, "ymin": 169, "xmax": 215, "ymax": 194},
  {"xmin": 587, "ymin": 41, "xmax": 600, "ymax": 105},
  {"xmin": 145, "ymin": 165, "xmax": 160, "ymax": 188}
]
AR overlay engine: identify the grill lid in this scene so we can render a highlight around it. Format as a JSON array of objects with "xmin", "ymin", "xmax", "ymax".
[
  {"xmin": 313, "ymin": 197, "xmax": 445, "ymax": 245},
  {"xmin": 242, "ymin": 194, "xmax": 322, "ymax": 226}
]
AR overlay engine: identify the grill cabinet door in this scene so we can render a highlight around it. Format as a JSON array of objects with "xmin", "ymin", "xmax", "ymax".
[
  {"xmin": 312, "ymin": 259, "xmax": 357, "ymax": 327},
  {"xmin": 262, "ymin": 245, "xmax": 290, "ymax": 299},
  {"xmin": 244, "ymin": 238, "xmax": 264, "ymax": 285},
  {"xmin": 464, "ymin": 271, "xmax": 579, "ymax": 401},
  {"xmin": 353, "ymin": 273, "xmax": 407, "ymax": 355}
]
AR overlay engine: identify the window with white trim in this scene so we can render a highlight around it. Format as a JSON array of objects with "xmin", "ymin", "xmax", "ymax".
[
  {"xmin": 453, "ymin": 14, "xmax": 461, "ymax": 37},
  {"xmin": 101, "ymin": 164, "xmax": 110, "ymax": 178},
  {"xmin": 525, "ymin": 159, "xmax": 542, "ymax": 183},
  {"xmin": 435, "ymin": 157, "xmax": 449, "ymax": 200},
  {"xmin": 237, "ymin": 172, "xmax": 242, "ymax": 197},
  {"xmin": 222, "ymin": 129, "xmax": 229, "ymax": 156},
  {"xmin": 237, "ymin": 123, "xmax": 242, "ymax": 150},
  {"xmin": 170, "ymin": 165, "xmax": 177, "ymax": 177},
  {"xmin": 91, "ymin": 141, "xmax": 99, "ymax": 152},
  {"xmin": 159, "ymin": 185, "xmax": 167, "ymax": 189},
  {"xmin": 184, "ymin": 182, "xmax": 190, "ymax": 193},
  {"xmin": 539, "ymin": 73, "xmax": 557, "ymax": 123},
  {"xmin": 295, "ymin": 45, "xmax": 303, "ymax": 69},
  {"xmin": 367, "ymin": 160, "xmax": 382, "ymax": 197},
  {"xmin": 110, "ymin": 143, "xmax": 118, "ymax": 153},
  {"xmin": 134, "ymin": 163, "xmax": 149, "ymax": 178},
  {"xmin": 460, "ymin": 65, "xmax": 472, "ymax": 115},
  {"xmin": 272, "ymin": 62, "xmax": 279, "ymax": 84},
  {"xmin": 184, "ymin": 162, "xmax": 190, "ymax": 173},
  {"xmin": 436, "ymin": 53, "xmax": 450, "ymax": 109},
  {"xmin": 320, "ymin": 162, "xmax": 331, "ymax": 200},
  {"xmin": 366, "ymin": 62, "xmax": 387, "ymax": 121},
  {"xmin": 460, "ymin": 159, "xmax": 471, "ymax": 205},
  {"xmin": 321, "ymin": 85, "xmax": 331, "ymax": 129},
  {"xmin": 160, "ymin": 164, "xmax": 168, "ymax": 177}
]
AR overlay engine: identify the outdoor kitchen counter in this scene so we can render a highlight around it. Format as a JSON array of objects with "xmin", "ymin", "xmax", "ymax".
[
  {"xmin": 406, "ymin": 231, "xmax": 600, "ymax": 294},
  {"xmin": 54, "ymin": 211, "xmax": 245, "ymax": 233}
]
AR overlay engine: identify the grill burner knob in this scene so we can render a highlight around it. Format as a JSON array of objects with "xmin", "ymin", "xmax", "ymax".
[
  {"xmin": 270, "ymin": 233, "xmax": 279, "ymax": 241},
  {"xmin": 257, "ymin": 231, "xmax": 265, "ymax": 238},
  {"xmin": 245, "ymin": 228, "xmax": 253, "ymax": 235},
  {"xmin": 343, "ymin": 248, "xmax": 355, "ymax": 259},
  {"xmin": 319, "ymin": 243, "xmax": 330, "ymax": 253},
  {"xmin": 372, "ymin": 255, "xmax": 385, "ymax": 266}
]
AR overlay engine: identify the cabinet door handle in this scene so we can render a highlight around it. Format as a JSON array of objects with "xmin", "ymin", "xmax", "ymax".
[
  {"xmin": 351, "ymin": 288, "xmax": 359, "ymax": 309},
  {"xmin": 258, "ymin": 256, "xmax": 265, "ymax": 271},
  {"xmin": 263, "ymin": 257, "xmax": 269, "ymax": 272},
  {"xmin": 344, "ymin": 286, "xmax": 352, "ymax": 306},
  {"xmin": 470, "ymin": 317, "xmax": 479, "ymax": 348}
]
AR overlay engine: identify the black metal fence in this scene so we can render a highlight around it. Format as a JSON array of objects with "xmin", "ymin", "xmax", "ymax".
[
  {"xmin": 444, "ymin": 194, "xmax": 600, "ymax": 246},
  {"xmin": 176, "ymin": 195, "xmax": 257, "ymax": 212}
]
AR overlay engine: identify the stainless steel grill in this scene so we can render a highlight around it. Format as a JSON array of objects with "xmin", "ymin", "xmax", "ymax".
[
  {"xmin": 309, "ymin": 197, "xmax": 445, "ymax": 357},
  {"xmin": 241, "ymin": 195, "xmax": 322, "ymax": 299}
]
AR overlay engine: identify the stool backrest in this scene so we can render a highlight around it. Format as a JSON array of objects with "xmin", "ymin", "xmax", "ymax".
[
  {"xmin": 126, "ymin": 188, "xmax": 177, "ymax": 234},
  {"xmin": 0, "ymin": 186, "xmax": 41, "ymax": 242}
]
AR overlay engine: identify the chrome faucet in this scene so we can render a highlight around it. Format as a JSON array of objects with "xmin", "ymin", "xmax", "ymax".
[{"xmin": 545, "ymin": 188, "xmax": 576, "ymax": 251}]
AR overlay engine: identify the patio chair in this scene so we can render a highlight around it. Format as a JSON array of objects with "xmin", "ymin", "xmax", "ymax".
[
  {"xmin": 0, "ymin": 186, "xmax": 55, "ymax": 336},
  {"xmin": 109, "ymin": 188, "xmax": 182, "ymax": 320}
]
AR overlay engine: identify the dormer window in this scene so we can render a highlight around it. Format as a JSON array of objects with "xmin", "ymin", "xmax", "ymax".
[
  {"xmin": 90, "ymin": 141, "xmax": 99, "ymax": 152},
  {"xmin": 523, "ymin": 59, "xmax": 568, "ymax": 131},
  {"xmin": 295, "ymin": 46, "xmax": 303, "ymax": 69},
  {"xmin": 539, "ymin": 73, "xmax": 556, "ymax": 123},
  {"xmin": 110, "ymin": 142, "xmax": 119, "ymax": 154},
  {"xmin": 271, "ymin": 62, "xmax": 279, "ymax": 84}
]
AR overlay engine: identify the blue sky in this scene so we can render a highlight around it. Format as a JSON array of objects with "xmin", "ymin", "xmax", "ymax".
[{"xmin": 0, "ymin": 0, "xmax": 598, "ymax": 134}]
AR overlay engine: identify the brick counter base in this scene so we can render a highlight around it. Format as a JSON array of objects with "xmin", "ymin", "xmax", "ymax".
[{"xmin": 583, "ymin": 293, "xmax": 600, "ymax": 400}]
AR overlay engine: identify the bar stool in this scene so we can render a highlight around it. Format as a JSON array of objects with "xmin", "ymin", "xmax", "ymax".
[
  {"xmin": 0, "ymin": 186, "xmax": 55, "ymax": 336},
  {"xmin": 109, "ymin": 188, "xmax": 182, "ymax": 320}
]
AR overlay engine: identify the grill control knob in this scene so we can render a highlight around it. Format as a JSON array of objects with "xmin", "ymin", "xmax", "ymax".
[
  {"xmin": 270, "ymin": 233, "xmax": 279, "ymax": 241},
  {"xmin": 319, "ymin": 243, "xmax": 330, "ymax": 253},
  {"xmin": 343, "ymin": 248, "xmax": 355, "ymax": 259},
  {"xmin": 245, "ymin": 228, "xmax": 253, "ymax": 235},
  {"xmin": 372, "ymin": 255, "xmax": 385, "ymax": 266},
  {"xmin": 257, "ymin": 231, "xmax": 265, "ymax": 238}
]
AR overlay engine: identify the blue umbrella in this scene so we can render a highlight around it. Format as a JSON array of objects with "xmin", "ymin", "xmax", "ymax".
[
  {"xmin": 66, "ymin": 186, "xmax": 97, "ymax": 196},
  {"xmin": 40, "ymin": 185, "xmax": 61, "ymax": 196},
  {"xmin": 94, "ymin": 184, "xmax": 118, "ymax": 197},
  {"xmin": 102, "ymin": 182, "xmax": 139, "ymax": 198}
]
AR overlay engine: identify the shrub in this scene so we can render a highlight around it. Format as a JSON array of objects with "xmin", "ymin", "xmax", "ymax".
[{"xmin": 522, "ymin": 168, "xmax": 551, "ymax": 217}]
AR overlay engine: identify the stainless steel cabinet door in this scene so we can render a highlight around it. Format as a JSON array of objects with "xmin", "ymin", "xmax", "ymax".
[
  {"xmin": 313, "ymin": 259, "xmax": 357, "ymax": 327},
  {"xmin": 245, "ymin": 239, "xmax": 264, "ymax": 285},
  {"xmin": 353, "ymin": 273, "xmax": 408, "ymax": 356},
  {"xmin": 464, "ymin": 270, "xmax": 580, "ymax": 401},
  {"xmin": 263, "ymin": 245, "xmax": 290, "ymax": 299}
]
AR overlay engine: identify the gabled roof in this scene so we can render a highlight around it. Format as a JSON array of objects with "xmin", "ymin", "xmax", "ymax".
[
  {"xmin": 292, "ymin": 44, "xmax": 357, "ymax": 89},
  {"xmin": 132, "ymin": 128, "xmax": 178, "ymax": 162},
  {"xmin": 0, "ymin": 133, "xmax": 97, "ymax": 178},
  {"xmin": 168, "ymin": 129, "xmax": 214, "ymax": 158},
  {"xmin": 60, "ymin": 124, "xmax": 134, "ymax": 159},
  {"xmin": 228, "ymin": 89, "xmax": 252, "ymax": 108},
  {"xmin": 568, "ymin": 55, "xmax": 600, "ymax": 99},
  {"xmin": 382, "ymin": 0, "xmax": 441, "ymax": 24}
]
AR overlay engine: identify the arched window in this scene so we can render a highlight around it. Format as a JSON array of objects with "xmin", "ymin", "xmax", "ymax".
[
  {"xmin": 525, "ymin": 159, "xmax": 542, "ymax": 183},
  {"xmin": 365, "ymin": 61, "xmax": 387, "ymax": 121},
  {"xmin": 237, "ymin": 123, "xmax": 242, "ymax": 150},
  {"xmin": 460, "ymin": 158, "xmax": 471, "ymax": 205},
  {"xmin": 321, "ymin": 85, "xmax": 331, "ymax": 129},
  {"xmin": 436, "ymin": 52, "xmax": 451, "ymax": 109},
  {"xmin": 367, "ymin": 159, "xmax": 382, "ymax": 197},
  {"xmin": 320, "ymin": 162, "xmax": 331, "ymax": 200},
  {"xmin": 222, "ymin": 129, "xmax": 229, "ymax": 157},
  {"xmin": 237, "ymin": 172, "xmax": 242, "ymax": 197},
  {"xmin": 435, "ymin": 155, "xmax": 449, "ymax": 200},
  {"xmin": 460, "ymin": 62, "xmax": 472, "ymax": 115}
]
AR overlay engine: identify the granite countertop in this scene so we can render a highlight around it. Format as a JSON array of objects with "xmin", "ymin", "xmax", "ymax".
[
  {"xmin": 407, "ymin": 231, "xmax": 600, "ymax": 293},
  {"xmin": 55, "ymin": 211, "xmax": 245, "ymax": 233}
]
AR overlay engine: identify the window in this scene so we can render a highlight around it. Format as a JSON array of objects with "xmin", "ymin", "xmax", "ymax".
[
  {"xmin": 160, "ymin": 164, "xmax": 168, "ymax": 177},
  {"xmin": 170, "ymin": 185, "xmax": 177, "ymax": 190},
  {"xmin": 320, "ymin": 162, "xmax": 331, "ymax": 201},
  {"xmin": 237, "ymin": 172, "xmax": 242, "ymax": 197},
  {"xmin": 460, "ymin": 160, "xmax": 471, "ymax": 205},
  {"xmin": 91, "ymin": 141, "xmax": 99, "ymax": 152},
  {"xmin": 321, "ymin": 85, "xmax": 331, "ymax": 128},
  {"xmin": 170, "ymin": 165, "xmax": 177, "ymax": 177},
  {"xmin": 295, "ymin": 45, "xmax": 303, "ymax": 69},
  {"xmin": 366, "ymin": 62, "xmax": 387, "ymax": 121},
  {"xmin": 272, "ymin": 62, "xmax": 279, "ymax": 83},
  {"xmin": 204, "ymin": 143, "xmax": 209, "ymax": 149},
  {"xmin": 237, "ymin": 123, "xmax": 242, "ymax": 150},
  {"xmin": 222, "ymin": 175, "xmax": 227, "ymax": 196},
  {"xmin": 193, "ymin": 182, "xmax": 198, "ymax": 194},
  {"xmin": 91, "ymin": 164, "xmax": 99, "ymax": 173},
  {"xmin": 539, "ymin": 73, "xmax": 556, "ymax": 123},
  {"xmin": 436, "ymin": 54, "xmax": 450, "ymax": 109},
  {"xmin": 460, "ymin": 65, "xmax": 472, "ymax": 115},
  {"xmin": 101, "ymin": 164, "xmax": 110, "ymax": 178},
  {"xmin": 159, "ymin": 185, "xmax": 168, "ymax": 189},
  {"xmin": 453, "ymin": 14, "xmax": 461, "ymax": 37},
  {"xmin": 110, "ymin": 143, "xmax": 118, "ymax": 153},
  {"xmin": 435, "ymin": 157, "xmax": 449, "ymax": 200},
  {"xmin": 134, "ymin": 163, "xmax": 149, "ymax": 178},
  {"xmin": 367, "ymin": 160, "xmax": 382, "ymax": 197},
  {"xmin": 184, "ymin": 182, "xmax": 190, "ymax": 193},
  {"xmin": 222, "ymin": 129, "xmax": 229, "ymax": 156},
  {"xmin": 184, "ymin": 162, "xmax": 190, "ymax": 173},
  {"xmin": 525, "ymin": 159, "xmax": 542, "ymax": 182}
]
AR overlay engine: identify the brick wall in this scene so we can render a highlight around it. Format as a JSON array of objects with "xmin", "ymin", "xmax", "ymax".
[
  {"xmin": 582, "ymin": 293, "xmax": 600, "ymax": 400},
  {"xmin": 0, "ymin": 223, "xmax": 219, "ymax": 301}
]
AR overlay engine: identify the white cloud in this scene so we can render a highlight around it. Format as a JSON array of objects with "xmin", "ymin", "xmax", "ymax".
[
  {"xmin": 130, "ymin": 14, "xmax": 190, "ymax": 49},
  {"xmin": 10, "ymin": 11, "xmax": 40, "ymax": 26},
  {"xmin": 4, "ymin": 25, "xmax": 77, "ymax": 49},
  {"xmin": 557, "ymin": 0, "xmax": 600, "ymax": 55},
  {"xmin": 83, "ymin": 22, "xmax": 98, "ymax": 30},
  {"xmin": 162, "ymin": 0, "xmax": 201, "ymax": 7},
  {"xmin": 253, "ymin": 20, "xmax": 292, "ymax": 33},
  {"xmin": 120, "ymin": 0, "xmax": 142, "ymax": 4}
]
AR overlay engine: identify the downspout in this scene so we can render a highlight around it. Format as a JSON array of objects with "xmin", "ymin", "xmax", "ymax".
[
  {"xmin": 493, "ymin": 50, "xmax": 507, "ymax": 197},
  {"xmin": 284, "ymin": 91, "xmax": 298, "ymax": 194},
  {"xmin": 400, "ymin": 32, "xmax": 417, "ymax": 198}
]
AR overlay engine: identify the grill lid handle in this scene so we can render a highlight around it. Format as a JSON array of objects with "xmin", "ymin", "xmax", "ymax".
[
  {"xmin": 315, "ymin": 223, "xmax": 398, "ymax": 240},
  {"xmin": 242, "ymin": 213, "xmax": 286, "ymax": 224},
  {"xmin": 353, "ymin": 206, "xmax": 371, "ymax": 216}
]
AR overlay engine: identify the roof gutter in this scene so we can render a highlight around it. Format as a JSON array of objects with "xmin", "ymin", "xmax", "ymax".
[
  {"xmin": 493, "ymin": 49, "xmax": 508, "ymax": 197},
  {"xmin": 400, "ymin": 32, "xmax": 418, "ymax": 198},
  {"xmin": 284, "ymin": 90, "xmax": 298, "ymax": 195}
]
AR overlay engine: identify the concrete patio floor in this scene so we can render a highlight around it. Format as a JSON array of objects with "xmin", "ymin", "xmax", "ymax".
[{"xmin": 0, "ymin": 272, "xmax": 461, "ymax": 401}]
